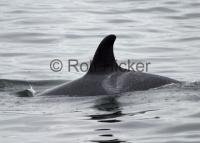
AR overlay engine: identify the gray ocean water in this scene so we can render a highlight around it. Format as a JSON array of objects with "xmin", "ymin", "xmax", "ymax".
[{"xmin": 0, "ymin": 0, "xmax": 200, "ymax": 142}]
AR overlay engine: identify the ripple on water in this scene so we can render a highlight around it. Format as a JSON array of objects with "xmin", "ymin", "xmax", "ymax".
[
  {"xmin": 0, "ymin": 32, "xmax": 59, "ymax": 44},
  {"xmin": 131, "ymin": 7, "xmax": 178, "ymax": 14},
  {"xmin": 159, "ymin": 123, "xmax": 200, "ymax": 134}
]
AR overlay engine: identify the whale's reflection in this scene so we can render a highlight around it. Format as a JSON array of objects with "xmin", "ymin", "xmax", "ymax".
[
  {"xmin": 89, "ymin": 96, "xmax": 126, "ymax": 143},
  {"xmin": 91, "ymin": 139, "xmax": 126, "ymax": 143},
  {"xmin": 89, "ymin": 96, "xmax": 125, "ymax": 122},
  {"xmin": 93, "ymin": 96, "xmax": 121, "ymax": 112}
]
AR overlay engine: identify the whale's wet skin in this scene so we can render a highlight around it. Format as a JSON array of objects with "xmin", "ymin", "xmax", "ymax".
[
  {"xmin": 39, "ymin": 35, "xmax": 179, "ymax": 96},
  {"xmin": 1, "ymin": 0, "xmax": 200, "ymax": 143}
]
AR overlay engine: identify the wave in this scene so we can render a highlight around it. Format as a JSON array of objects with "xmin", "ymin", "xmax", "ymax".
[{"xmin": 0, "ymin": 79, "xmax": 66, "ymax": 92}]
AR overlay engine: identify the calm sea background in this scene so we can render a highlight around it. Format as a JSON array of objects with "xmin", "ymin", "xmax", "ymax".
[{"xmin": 0, "ymin": 0, "xmax": 200, "ymax": 143}]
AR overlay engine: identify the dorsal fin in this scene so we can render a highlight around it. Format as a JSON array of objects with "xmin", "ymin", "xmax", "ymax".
[{"xmin": 87, "ymin": 34, "xmax": 120, "ymax": 74}]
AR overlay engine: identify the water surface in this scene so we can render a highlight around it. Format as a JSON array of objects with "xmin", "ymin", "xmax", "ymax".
[{"xmin": 0, "ymin": 0, "xmax": 200, "ymax": 142}]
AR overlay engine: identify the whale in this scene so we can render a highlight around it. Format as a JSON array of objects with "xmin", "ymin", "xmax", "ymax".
[{"xmin": 39, "ymin": 34, "xmax": 179, "ymax": 96}]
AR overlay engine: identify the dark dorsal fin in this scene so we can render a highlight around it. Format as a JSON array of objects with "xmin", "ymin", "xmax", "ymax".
[{"xmin": 87, "ymin": 34, "xmax": 120, "ymax": 74}]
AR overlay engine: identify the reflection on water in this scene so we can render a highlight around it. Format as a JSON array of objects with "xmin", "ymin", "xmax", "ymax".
[
  {"xmin": 93, "ymin": 96, "xmax": 121, "ymax": 112},
  {"xmin": 91, "ymin": 139, "xmax": 126, "ymax": 143},
  {"xmin": 90, "ymin": 96, "xmax": 125, "ymax": 143},
  {"xmin": 88, "ymin": 96, "xmax": 161, "ymax": 143}
]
